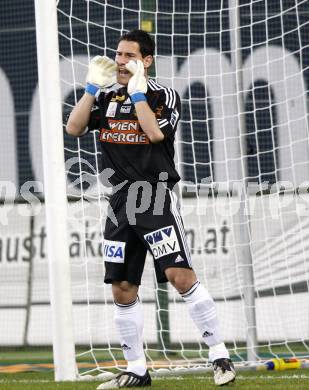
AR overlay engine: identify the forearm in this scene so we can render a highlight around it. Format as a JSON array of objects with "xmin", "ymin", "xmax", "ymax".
[
  {"xmin": 125, "ymin": 60, "xmax": 164, "ymax": 143},
  {"xmin": 134, "ymin": 101, "xmax": 164, "ymax": 143},
  {"xmin": 66, "ymin": 92, "xmax": 96, "ymax": 137}
]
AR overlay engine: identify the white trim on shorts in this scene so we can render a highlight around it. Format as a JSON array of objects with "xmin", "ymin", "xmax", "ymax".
[{"xmin": 168, "ymin": 189, "xmax": 192, "ymax": 267}]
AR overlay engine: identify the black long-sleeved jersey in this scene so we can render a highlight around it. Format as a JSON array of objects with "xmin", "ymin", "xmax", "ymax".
[{"xmin": 87, "ymin": 79, "xmax": 181, "ymax": 187}]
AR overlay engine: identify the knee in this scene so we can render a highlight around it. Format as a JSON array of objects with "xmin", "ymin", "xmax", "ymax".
[
  {"xmin": 165, "ymin": 268, "xmax": 197, "ymax": 294},
  {"xmin": 112, "ymin": 281, "xmax": 139, "ymax": 305}
]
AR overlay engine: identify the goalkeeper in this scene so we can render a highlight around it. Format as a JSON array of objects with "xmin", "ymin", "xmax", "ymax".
[{"xmin": 66, "ymin": 29, "xmax": 236, "ymax": 389}]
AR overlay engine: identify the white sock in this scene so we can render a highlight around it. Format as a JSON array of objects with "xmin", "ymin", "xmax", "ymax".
[
  {"xmin": 209, "ymin": 342, "xmax": 230, "ymax": 362},
  {"xmin": 114, "ymin": 297, "xmax": 147, "ymax": 376},
  {"xmin": 181, "ymin": 281, "xmax": 229, "ymax": 361}
]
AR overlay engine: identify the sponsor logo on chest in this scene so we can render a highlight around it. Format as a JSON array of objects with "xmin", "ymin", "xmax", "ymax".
[
  {"xmin": 109, "ymin": 120, "xmax": 138, "ymax": 131},
  {"xmin": 99, "ymin": 120, "xmax": 150, "ymax": 144},
  {"xmin": 111, "ymin": 95, "xmax": 126, "ymax": 103},
  {"xmin": 103, "ymin": 239, "xmax": 125, "ymax": 263},
  {"xmin": 120, "ymin": 105, "xmax": 132, "ymax": 114},
  {"xmin": 123, "ymin": 97, "xmax": 131, "ymax": 105},
  {"xmin": 144, "ymin": 226, "xmax": 181, "ymax": 259},
  {"xmin": 106, "ymin": 102, "xmax": 118, "ymax": 118}
]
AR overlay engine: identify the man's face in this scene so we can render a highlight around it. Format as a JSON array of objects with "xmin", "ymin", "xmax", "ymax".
[{"xmin": 115, "ymin": 40, "xmax": 145, "ymax": 85}]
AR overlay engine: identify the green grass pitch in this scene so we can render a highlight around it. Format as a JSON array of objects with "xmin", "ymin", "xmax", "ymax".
[
  {"xmin": 0, "ymin": 371, "xmax": 309, "ymax": 389},
  {"xmin": 1, "ymin": 348, "xmax": 309, "ymax": 389}
]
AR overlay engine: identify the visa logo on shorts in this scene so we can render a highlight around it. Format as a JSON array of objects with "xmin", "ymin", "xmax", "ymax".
[
  {"xmin": 144, "ymin": 226, "xmax": 180, "ymax": 259},
  {"xmin": 103, "ymin": 239, "xmax": 125, "ymax": 263}
]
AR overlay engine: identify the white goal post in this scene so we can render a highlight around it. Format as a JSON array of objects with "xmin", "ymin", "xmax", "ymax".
[
  {"xmin": 34, "ymin": 0, "xmax": 77, "ymax": 381},
  {"xmin": 34, "ymin": 0, "xmax": 309, "ymax": 381}
]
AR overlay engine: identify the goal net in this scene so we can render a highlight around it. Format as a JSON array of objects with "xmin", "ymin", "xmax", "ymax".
[{"xmin": 47, "ymin": 0, "xmax": 309, "ymax": 379}]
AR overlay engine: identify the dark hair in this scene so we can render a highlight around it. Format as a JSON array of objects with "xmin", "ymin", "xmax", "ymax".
[{"xmin": 118, "ymin": 29, "xmax": 155, "ymax": 57}]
